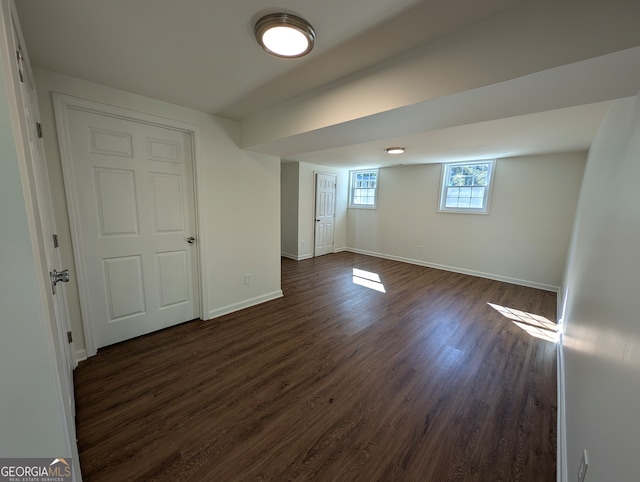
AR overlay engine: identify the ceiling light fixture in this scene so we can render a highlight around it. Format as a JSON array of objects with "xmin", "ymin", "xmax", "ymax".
[
  {"xmin": 385, "ymin": 147, "xmax": 406, "ymax": 154},
  {"xmin": 255, "ymin": 13, "xmax": 315, "ymax": 58}
]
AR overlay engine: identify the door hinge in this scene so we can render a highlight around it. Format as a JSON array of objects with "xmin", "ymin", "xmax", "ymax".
[
  {"xmin": 16, "ymin": 48, "xmax": 24, "ymax": 83},
  {"xmin": 67, "ymin": 331, "xmax": 73, "ymax": 343},
  {"xmin": 52, "ymin": 234, "xmax": 59, "ymax": 248},
  {"xmin": 36, "ymin": 122, "xmax": 43, "ymax": 138}
]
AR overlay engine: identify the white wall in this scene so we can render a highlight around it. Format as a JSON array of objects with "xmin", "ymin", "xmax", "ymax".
[
  {"xmin": 559, "ymin": 95, "xmax": 640, "ymax": 481},
  {"xmin": 0, "ymin": 50, "xmax": 69, "ymax": 458},
  {"xmin": 347, "ymin": 153, "xmax": 586, "ymax": 290},
  {"xmin": 281, "ymin": 162, "xmax": 299, "ymax": 258},
  {"xmin": 34, "ymin": 69, "xmax": 282, "ymax": 353},
  {"xmin": 279, "ymin": 161, "xmax": 348, "ymax": 260},
  {"xmin": 297, "ymin": 162, "xmax": 349, "ymax": 259}
]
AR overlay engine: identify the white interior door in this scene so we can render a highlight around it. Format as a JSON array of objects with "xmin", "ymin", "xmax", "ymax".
[
  {"xmin": 12, "ymin": 18, "xmax": 75, "ymax": 384},
  {"xmin": 11, "ymin": 8, "xmax": 76, "ymax": 366},
  {"xmin": 314, "ymin": 172, "xmax": 336, "ymax": 257},
  {"xmin": 59, "ymin": 106, "xmax": 200, "ymax": 349},
  {"xmin": 1, "ymin": 0, "xmax": 79, "ymax": 474}
]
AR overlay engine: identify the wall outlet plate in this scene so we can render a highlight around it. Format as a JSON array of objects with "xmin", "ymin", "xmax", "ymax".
[{"xmin": 578, "ymin": 449, "xmax": 589, "ymax": 482}]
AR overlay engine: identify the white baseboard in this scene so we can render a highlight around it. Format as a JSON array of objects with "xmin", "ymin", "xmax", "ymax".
[
  {"xmin": 208, "ymin": 290, "xmax": 284, "ymax": 319},
  {"xmin": 281, "ymin": 252, "xmax": 313, "ymax": 261},
  {"xmin": 74, "ymin": 348, "xmax": 87, "ymax": 365},
  {"xmin": 345, "ymin": 248, "xmax": 560, "ymax": 293},
  {"xmin": 557, "ymin": 336, "xmax": 567, "ymax": 482},
  {"xmin": 282, "ymin": 248, "xmax": 346, "ymax": 261}
]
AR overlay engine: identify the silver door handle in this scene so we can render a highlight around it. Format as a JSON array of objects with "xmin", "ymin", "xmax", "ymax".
[
  {"xmin": 186, "ymin": 236, "xmax": 196, "ymax": 244},
  {"xmin": 50, "ymin": 269, "xmax": 70, "ymax": 294}
]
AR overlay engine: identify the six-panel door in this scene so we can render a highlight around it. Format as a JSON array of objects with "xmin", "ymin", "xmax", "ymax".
[
  {"xmin": 314, "ymin": 173, "xmax": 336, "ymax": 257},
  {"xmin": 66, "ymin": 109, "xmax": 199, "ymax": 348}
]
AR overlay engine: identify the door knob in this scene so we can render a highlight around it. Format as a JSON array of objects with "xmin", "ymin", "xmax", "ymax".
[
  {"xmin": 186, "ymin": 236, "xmax": 196, "ymax": 244},
  {"xmin": 50, "ymin": 269, "xmax": 70, "ymax": 295}
]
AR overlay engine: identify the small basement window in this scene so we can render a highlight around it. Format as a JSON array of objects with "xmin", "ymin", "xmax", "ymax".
[
  {"xmin": 438, "ymin": 160, "xmax": 495, "ymax": 214},
  {"xmin": 349, "ymin": 169, "xmax": 379, "ymax": 208}
]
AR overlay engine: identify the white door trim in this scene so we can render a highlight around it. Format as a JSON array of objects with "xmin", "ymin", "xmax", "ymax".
[
  {"xmin": 1, "ymin": 0, "xmax": 80, "ymax": 475},
  {"xmin": 52, "ymin": 93, "xmax": 208, "ymax": 357}
]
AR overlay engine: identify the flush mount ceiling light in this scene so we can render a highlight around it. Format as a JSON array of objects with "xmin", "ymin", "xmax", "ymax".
[
  {"xmin": 255, "ymin": 13, "xmax": 316, "ymax": 58},
  {"xmin": 385, "ymin": 147, "xmax": 406, "ymax": 155}
]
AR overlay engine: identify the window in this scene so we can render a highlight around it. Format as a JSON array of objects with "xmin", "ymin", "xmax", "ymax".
[
  {"xmin": 438, "ymin": 160, "xmax": 495, "ymax": 214},
  {"xmin": 349, "ymin": 169, "xmax": 378, "ymax": 208}
]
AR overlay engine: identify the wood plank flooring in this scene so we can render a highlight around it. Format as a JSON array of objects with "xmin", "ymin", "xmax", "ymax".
[{"xmin": 74, "ymin": 252, "xmax": 557, "ymax": 481}]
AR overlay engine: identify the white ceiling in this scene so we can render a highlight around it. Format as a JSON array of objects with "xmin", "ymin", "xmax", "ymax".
[{"xmin": 14, "ymin": 0, "xmax": 640, "ymax": 169}]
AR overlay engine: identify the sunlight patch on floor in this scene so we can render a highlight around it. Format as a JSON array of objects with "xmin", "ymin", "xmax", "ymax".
[
  {"xmin": 353, "ymin": 268, "xmax": 386, "ymax": 293},
  {"xmin": 488, "ymin": 302, "xmax": 558, "ymax": 343}
]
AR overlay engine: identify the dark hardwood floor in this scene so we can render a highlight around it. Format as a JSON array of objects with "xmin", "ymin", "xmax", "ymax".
[{"xmin": 74, "ymin": 252, "xmax": 557, "ymax": 481}]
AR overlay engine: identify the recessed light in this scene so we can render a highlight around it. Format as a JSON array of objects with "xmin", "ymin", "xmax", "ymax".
[
  {"xmin": 255, "ymin": 13, "xmax": 315, "ymax": 58},
  {"xmin": 385, "ymin": 147, "xmax": 406, "ymax": 154}
]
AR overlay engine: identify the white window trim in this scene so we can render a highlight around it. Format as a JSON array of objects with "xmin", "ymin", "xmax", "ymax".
[
  {"xmin": 437, "ymin": 160, "xmax": 496, "ymax": 214},
  {"xmin": 348, "ymin": 169, "xmax": 379, "ymax": 209}
]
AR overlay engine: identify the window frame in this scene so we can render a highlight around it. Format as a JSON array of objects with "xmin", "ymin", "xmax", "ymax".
[
  {"xmin": 348, "ymin": 169, "xmax": 379, "ymax": 209},
  {"xmin": 437, "ymin": 160, "xmax": 496, "ymax": 214}
]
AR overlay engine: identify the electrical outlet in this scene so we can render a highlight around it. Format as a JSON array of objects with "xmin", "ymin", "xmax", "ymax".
[
  {"xmin": 578, "ymin": 449, "xmax": 589, "ymax": 482},
  {"xmin": 301, "ymin": 240, "xmax": 305, "ymax": 247},
  {"xmin": 244, "ymin": 274, "xmax": 251, "ymax": 285},
  {"xmin": 418, "ymin": 245, "xmax": 423, "ymax": 253}
]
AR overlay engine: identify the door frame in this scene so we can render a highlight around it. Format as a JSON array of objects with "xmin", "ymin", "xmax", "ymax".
[
  {"xmin": 313, "ymin": 171, "xmax": 337, "ymax": 257},
  {"xmin": 0, "ymin": 0, "xmax": 80, "ymax": 474},
  {"xmin": 53, "ymin": 94, "xmax": 208, "ymax": 357}
]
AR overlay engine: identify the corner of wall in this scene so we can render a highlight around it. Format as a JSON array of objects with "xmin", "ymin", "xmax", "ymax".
[
  {"xmin": 557, "ymin": 333, "xmax": 567, "ymax": 482},
  {"xmin": 208, "ymin": 290, "xmax": 284, "ymax": 319}
]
